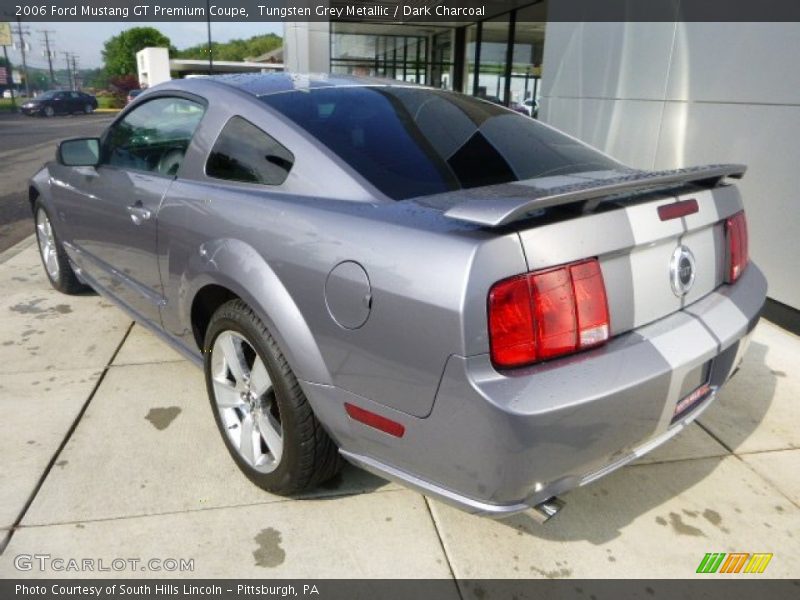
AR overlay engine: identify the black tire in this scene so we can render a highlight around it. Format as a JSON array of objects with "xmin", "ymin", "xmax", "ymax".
[
  {"xmin": 43, "ymin": 105, "xmax": 54, "ymax": 117},
  {"xmin": 34, "ymin": 201, "xmax": 88, "ymax": 295},
  {"xmin": 204, "ymin": 299, "xmax": 342, "ymax": 494}
]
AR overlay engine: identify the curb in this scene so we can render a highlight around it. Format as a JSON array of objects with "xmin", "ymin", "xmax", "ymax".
[{"xmin": 0, "ymin": 234, "xmax": 36, "ymax": 266}]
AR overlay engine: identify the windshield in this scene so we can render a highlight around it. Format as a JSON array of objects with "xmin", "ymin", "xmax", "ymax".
[
  {"xmin": 260, "ymin": 87, "xmax": 620, "ymax": 200},
  {"xmin": 37, "ymin": 91, "xmax": 58, "ymax": 100}
]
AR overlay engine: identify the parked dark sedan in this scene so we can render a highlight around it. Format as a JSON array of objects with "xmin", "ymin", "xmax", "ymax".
[
  {"xmin": 21, "ymin": 90, "xmax": 98, "ymax": 117},
  {"xmin": 126, "ymin": 89, "xmax": 143, "ymax": 105}
]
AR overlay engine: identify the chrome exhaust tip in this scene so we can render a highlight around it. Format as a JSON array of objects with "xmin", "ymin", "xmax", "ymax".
[{"xmin": 532, "ymin": 497, "xmax": 565, "ymax": 523}]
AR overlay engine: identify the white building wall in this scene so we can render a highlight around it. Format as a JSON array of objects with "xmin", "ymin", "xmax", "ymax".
[
  {"xmin": 136, "ymin": 47, "xmax": 171, "ymax": 87},
  {"xmin": 283, "ymin": 22, "xmax": 331, "ymax": 73},
  {"xmin": 540, "ymin": 22, "xmax": 800, "ymax": 310}
]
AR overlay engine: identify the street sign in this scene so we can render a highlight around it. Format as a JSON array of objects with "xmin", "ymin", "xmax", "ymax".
[{"xmin": 0, "ymin": 22, "xmax": 12, "ymax": 47}]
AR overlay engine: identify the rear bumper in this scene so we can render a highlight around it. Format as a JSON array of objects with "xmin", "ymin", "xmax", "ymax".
[{"xmin": 309, "ymin": 264, "xmax": 767, "ymax": 517}]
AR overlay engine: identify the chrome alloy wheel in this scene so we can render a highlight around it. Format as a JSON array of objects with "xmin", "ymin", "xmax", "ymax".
[
  {"xmin": 36, "ymin": 208, "xmax": 59, "ymax": 281},
  {"xmin": 210, "ymin": 331, "xmax": 283, "ymax": 473}
]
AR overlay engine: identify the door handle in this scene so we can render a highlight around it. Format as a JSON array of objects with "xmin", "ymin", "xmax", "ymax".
[{"xmin": 127, "ymin": 204, "xmax": 152, "ymax": 225}]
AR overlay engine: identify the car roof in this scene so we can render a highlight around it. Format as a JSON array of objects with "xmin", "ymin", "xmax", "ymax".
[{"xmin": 200, "ymin": 72, "xmax": 428, "ymax": 98}]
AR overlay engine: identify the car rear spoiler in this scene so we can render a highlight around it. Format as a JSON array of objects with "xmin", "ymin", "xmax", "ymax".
[{"xmin": 443, "ymin": 164, "xmax": 747, "ymax": 228}]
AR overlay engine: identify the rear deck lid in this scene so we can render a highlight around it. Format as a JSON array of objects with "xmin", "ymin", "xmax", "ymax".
[{"xmin": 429, "ymin": 165, "xmax": 746, "ymax": 336}]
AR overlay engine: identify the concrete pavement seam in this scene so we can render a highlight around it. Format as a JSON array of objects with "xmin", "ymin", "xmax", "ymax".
[
  {"xmin": 732, "ymin": 453, "xmax": 800, "ymax": 511},
  {"xmin": 423, "ymin": 497, "xmax": 463, "ymax": 596},
  {"xmin": 695, "ymin": 420, "xmax": 735, "ymax": 453},
  {"xmin": 14, "ymin": 488, "xmax": 410, "ymax": 530},
  {"xmin": 696, "ymin": 421, "xmax": 800, "ymax": 510},
  {"xmin": 0, "ymin": 320, "xmax": 134, "ymax": 555},
  {"xmin": 0, "ymin": 234, "xmax": 35, "ymax": 266}
]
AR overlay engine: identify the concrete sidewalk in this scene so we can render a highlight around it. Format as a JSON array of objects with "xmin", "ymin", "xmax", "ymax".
[{"xmin": 0, "ymin": 238, "xmax": 798, "ymax": 579}]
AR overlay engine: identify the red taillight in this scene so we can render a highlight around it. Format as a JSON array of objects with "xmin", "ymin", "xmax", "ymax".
[
  {"xmin": 488, "ymin": 259, "xmax": 610, "ymax": 369},
  {"xmin": 570, "ymin": 260, "xmax": 611, "ymax": 348},
  {"xmin": 726, "ymin": 211, "xmax": 749, "ymax": 283},
  {"xmin": 487, "ymin": 275, "xmax": 537, "ymax": 367},
  {"xmin": 531, "ymin": 267, "xmax": 577, "ymax": 359}
]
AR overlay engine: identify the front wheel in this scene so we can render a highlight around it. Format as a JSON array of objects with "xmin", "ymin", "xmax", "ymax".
[
  {"xmin": 34, "ymin": 203, "xmax": 88, "ymax": 295},
  {"xmin": 204, "ymin": 299, "xmax": 342, "ymax": 494},
  {"xmin": 43, "ymin": 105, "xmax": 54, "ymax": 117}
]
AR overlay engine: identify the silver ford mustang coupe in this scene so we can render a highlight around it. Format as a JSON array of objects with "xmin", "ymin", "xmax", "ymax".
[{"xmin": 29, "ymin": 74, "xmax": 766, "ymax": 521}]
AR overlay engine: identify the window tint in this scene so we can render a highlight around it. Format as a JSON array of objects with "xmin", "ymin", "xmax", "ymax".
[
  {"xmin": 206, "ymin": 116, "xmax": 294, "ymax": 186},
  {"xmin": 260, "ymin": 87, "xmax": 620, "ymax": 200},
  {"xmin": 103, "ymin": 97, "xmax": 205, "ymax": 176}
]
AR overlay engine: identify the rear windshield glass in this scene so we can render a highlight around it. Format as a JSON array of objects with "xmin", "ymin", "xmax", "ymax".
[{"xmin": 260, "ymin": 87, "xmax": 619, "ymax": 200}]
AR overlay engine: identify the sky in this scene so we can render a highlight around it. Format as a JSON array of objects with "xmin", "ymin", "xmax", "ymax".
[{"xmin": 6, "ymin": 22, "xmax": 283, "ymax": 71}]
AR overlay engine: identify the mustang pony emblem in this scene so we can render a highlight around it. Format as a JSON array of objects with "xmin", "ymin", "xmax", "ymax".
[{"xmin": 670, "ymin": 245, "xmax": 697, "ymax": 296}]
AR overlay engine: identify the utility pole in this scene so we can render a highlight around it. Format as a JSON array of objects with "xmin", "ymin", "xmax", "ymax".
[
  {"xmin": 70, "ymin": 54, "xmax": 79, "ymax": 90},
  {"xmin": 11, "ymin": 17, "xmax": 30, "ymax": 98},
  {"xmin": 2, "ymin": 45, "xmax": 15, "ymax": 109},
  {"xmin": 62, "ymin": 51, "xmax": 72, "ymax": 89},
  {"xmin": 206, "ymin": 0, "xmax": 213, "ymax": 74},
  {"xmin": 38, "ymin": 29, "xmax": 56, "ymax": 86}
]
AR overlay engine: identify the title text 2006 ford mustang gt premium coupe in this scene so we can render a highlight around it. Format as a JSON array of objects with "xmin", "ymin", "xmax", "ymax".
[{"xmin": 29, "ymin": 74, "xmax": 766, "ymax": 521}]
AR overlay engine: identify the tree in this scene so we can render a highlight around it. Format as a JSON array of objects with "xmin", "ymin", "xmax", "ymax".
[
  {"xmin": 84, "ymin": 68, "xmax": 110, "ymax": 90},
  {"xmin": 27, "ymin": 70, "xmax": 50, "ymax": 92},
  {"xmin": 110, "ymin": 74, "xmax": 140, "ymax": 94},
  {"xmin": 174, "ymin": 33, "xmax": 282, "ymax": 62},
  {"xmin": 102, "ymin": 27, "xmax": 175, "ymax": 77}
]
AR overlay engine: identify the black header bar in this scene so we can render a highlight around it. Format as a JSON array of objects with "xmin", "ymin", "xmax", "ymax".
[{"xmin": 2, "ymin": 0, "xmax": 800, "ymax": 23}]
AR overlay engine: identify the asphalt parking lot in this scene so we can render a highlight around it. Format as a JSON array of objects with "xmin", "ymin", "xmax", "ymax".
[
  {"xmin": 0, "ymin": 113, "xmax": 114, "ymax": 253},
  {"xmin": 0, "ymin": 115, "xmax": 798, "ymax": 581}
]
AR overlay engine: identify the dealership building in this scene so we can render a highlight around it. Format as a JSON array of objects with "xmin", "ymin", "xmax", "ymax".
[
  {"xmin": 138, "ymin": 1, "xmax": 799, "ymax": 316},
  {"xmin": 282, "ymin": 4, "xmax": 799, "ymax": 316}
]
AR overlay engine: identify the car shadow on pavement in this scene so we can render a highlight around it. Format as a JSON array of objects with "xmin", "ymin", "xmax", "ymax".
[
  {"xmin": 494, "ymin": 340, "xmax": 778, "ymax": 543},
  {"xmin": 296, "ymin": 463, "xmax": 393, "ymax": 501}
]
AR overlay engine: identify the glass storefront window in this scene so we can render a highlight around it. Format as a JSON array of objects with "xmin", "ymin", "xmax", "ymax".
[
  {"xmin": 328, "ymin": 2, "xmax": 545, "ymax": 110},
  {"xmin": 512, "ymin": 6, "xmax": 546, "ymax": 115},
  {"xmin": 475, "ymin": 16, "xmax": 510, "ymax": 104},
  {"xmin": 464, "ymin": 13, "xmax": 541, "ymax": 109},
  {"xmin": 331, "ymin": 23, "xmax": 447, "ymax": 86},
  {"xmin": 430, "ymin": 32, "xmax": 453, "ymax": 89}
]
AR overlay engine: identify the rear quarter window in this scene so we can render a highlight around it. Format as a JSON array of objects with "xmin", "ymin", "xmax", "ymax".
[{"xmin": 206, "ymin": 116, "xmax": 294, "ymax": 186}]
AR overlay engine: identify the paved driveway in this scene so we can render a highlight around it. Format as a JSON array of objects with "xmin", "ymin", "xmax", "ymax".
[
  {"xmin": 0, "ymin": 113, "xmax": 114, "ymax": 253},
  {"xmin": 0, "ymin": 238, "xmax": 798, "ymax": 580}
]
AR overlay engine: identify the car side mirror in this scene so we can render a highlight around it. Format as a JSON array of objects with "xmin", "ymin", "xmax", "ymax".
[{"xmin": 57, "ymin": 138, "xmax": 100, "ymax": 167}]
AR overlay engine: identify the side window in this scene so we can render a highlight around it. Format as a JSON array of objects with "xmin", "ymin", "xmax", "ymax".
[
  {"xmin": 206, "ymin": 116, "xmax": 294, "ymax": 186},
  {"xmin": 70, "ymin": 92, "xmax": 80, "ymax": 99},
  {"xmin": 103, "ymin": 97, "xmax": 205, "ymax": 176}
]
